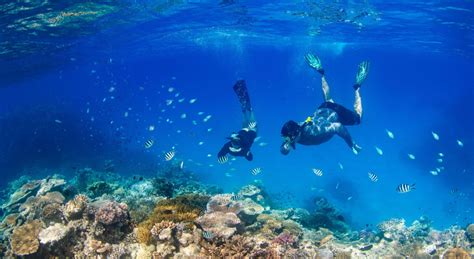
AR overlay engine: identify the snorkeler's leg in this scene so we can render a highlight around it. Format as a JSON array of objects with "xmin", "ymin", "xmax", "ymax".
[
  {"xmin": 241, "ymin": 110, "xmax": 257, "ymax": 131},
  {"xmin": 306, "ymin": 54, "xmax": 334, "ymax": 103},
  {"xmin": 354, "ymin": 88, "xmax": 362, "ymax": 119},
  {"xmin": 333, "ymin": 123, "xmax": 361, "ymax": 154},
  {"xmin": 322, "ymin": 76, "xmax": 334, "ymax": 103}
]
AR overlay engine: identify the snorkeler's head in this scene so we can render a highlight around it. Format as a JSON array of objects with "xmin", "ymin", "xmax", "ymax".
[{"xmin": 281, "ymin": 120, "xmax": 300, "ymax": 150}]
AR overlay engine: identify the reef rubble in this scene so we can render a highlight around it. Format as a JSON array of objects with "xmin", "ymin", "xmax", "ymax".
[{"xmin": 0, "ymin": 168, "xmax": 472, "ymax": 258}]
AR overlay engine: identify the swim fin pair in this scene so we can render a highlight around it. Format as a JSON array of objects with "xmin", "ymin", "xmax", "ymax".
[{"xmin": 233, "ymin": 80, "xmax": 252, "ymax": 112}]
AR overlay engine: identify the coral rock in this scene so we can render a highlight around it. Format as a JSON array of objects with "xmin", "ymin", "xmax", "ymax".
[
  {"xmin": 38, "ymin": 223, "xmax": 70, "ymax": 245},
  {"xmin": 150, "ymin": 221, "xmax": 176, "ymax": 241},
  {"xmin": 466, "ymin": 223, "xmax": 474, "ymax": 241},
  {"xmin": 95, "ymin": 201, "xmax": 129, "ymax": 225},
  {"xmin": 443, "ymin": 248, "xmax": 470, "ymax": 259},
  {"xmin": 2, "ymin": 180, "xmax": 41, "ymax": 211},
  {"xmin": 195, "ymin": 211, "xmax": 241, "ymax": 239},
  {"xmin": 206, "ymin": 194, "xmax": 241, "ymax": 214},
  {"xmin": 37, "ymin": 178, "xmax": 66, "ymax": 196},
  {"xmin": 239, "ymin": 185, "xmax": 261, "ymax": 197},
  {"xmin": 63, "ymin": 194, "xmax": 88, "ymax": 220},
  {"xmin": 10, "ymin": 220, "xmax": 42, "ymax": 256},
  {"xmin": 237, "ymin": 198, "xmax": 264, "ymax": 225}
]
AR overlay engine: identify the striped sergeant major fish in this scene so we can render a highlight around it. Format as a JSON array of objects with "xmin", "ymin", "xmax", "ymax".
[
  {"xmin": 230, "ymin": 193, "xmax": 244, "ymax": 201},
  {"xmin": 164, "ymin": 150, "xmax": 176, "ymax": 161},
  {"xmin": 251, "ymin": 167, "xmax": 262, "ymax": 176},
  {"xmin": 144, "ymin": 139, "xmax": 154, "ymax": 149},
  {"xmin": 202, "ymin": 231, "xmax": 214, "ymax": 240},
  {"xmin": 396, "ymin": 183, "xmax": 415, "ymax": 193},
  {"xmin": 368, "ymin": 172, "xmax": 378, "ymax": 182}
]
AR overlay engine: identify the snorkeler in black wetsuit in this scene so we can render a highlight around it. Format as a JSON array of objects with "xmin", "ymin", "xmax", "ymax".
[
  {"xmin": 280, "ymin": 54, "xmax": 370, "ymax": 155},
  {"xmin": 217, "ymin": 80, "xmax": 257, "ymax": 163}
]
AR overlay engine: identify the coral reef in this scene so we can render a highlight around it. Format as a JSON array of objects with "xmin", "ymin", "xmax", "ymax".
[{"xmin": 0, "ymin": 170, "xmax": 471, "ymax": 258}]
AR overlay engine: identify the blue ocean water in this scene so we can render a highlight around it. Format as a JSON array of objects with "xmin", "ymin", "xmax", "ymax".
[{"xmin": 0, "ymin": 0, "xmax": 473, "ymax": 232}]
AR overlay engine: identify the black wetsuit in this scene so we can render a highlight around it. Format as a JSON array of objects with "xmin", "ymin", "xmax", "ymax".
[
  {"xmin": 287, "ymin": 102, "xmax": 360, "ymax": 151},
  {"xmin": 217, "ymin": 80, "xmax": 257, "ymax": 161},
  {"xmin": 218, "ymin": 129, "xmax": 257, "ymax": 161}
]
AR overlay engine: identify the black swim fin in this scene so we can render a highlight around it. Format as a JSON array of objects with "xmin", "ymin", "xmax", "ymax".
[{"xmin": 233, "ymin": 80, "xmax": 252, "ymax": 112}]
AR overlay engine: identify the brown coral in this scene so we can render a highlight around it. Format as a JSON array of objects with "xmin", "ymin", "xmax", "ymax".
[
  {"xmin": 63, "ymin": 194, "xmax": 88, "ymax": 220},
  {"xmin": 2, "ymin": 213, "xmax": 18, "ymax": 227},
  {"xmin": 136, "ymin": 195, "xmax": 208, "ymax": 244},
  {"xmin": 443, "ymin": 248, "xmax": 471, "ymax": 259},
  {"xmin": 10, "ymin": 220, "xmax": 42, "ymax": 256}
]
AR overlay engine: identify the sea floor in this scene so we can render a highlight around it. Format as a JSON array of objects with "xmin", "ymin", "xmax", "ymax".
[{"xmin": 0, "ymin": 165, "xmax": 472, "ymax": 258}]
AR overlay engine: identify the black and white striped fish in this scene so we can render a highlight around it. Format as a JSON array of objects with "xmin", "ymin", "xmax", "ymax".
[
  {"xmin": 251, "ymin": 167, "xmax": 262, "ymax": 175},
  {"xmin": 217, "ymin": 155, "xmax": 228, "ymax": 164},
  {"xmin": 312, "ymin": 168, "xmax": 323, "ymax": 177},
  {"xmin": 164, "ymin": 150, "xmax": 175, "ymax": 161},
  {"xmin": 230, "ymin": 193, "xmax": 243, "ymax": 201},
  {"xmin": 396, "ymin": 183, "xmax": 415, "ymax": 193},
  {"xmin": 202, "ymin": 231, "xmax": 214, "ymax": 240},
  {"xmin": 144, "ymin": 139, "xmax": 154, "ymax": 149},
  {"xmin": 368, "ymin": 172, "xmax": 378, "ymax": 182}
]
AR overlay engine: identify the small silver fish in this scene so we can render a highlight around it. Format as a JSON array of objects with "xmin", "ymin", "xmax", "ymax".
[
  {"xmin": 438, "ymin": 152, "xmax": 444, "ymax": 157},
  {"xmin": 338, "ymin": 162, "xmax": 344, "ymax": 170},
  {"xmin": 431, "ymin": 131, "xmax": 439, "ymax": 141},
  {"xmin": 430, "ymin": 170, "xmax": 438, "ymax": 176},
  {"xmin": 312, "ymin": 168, "xmax": 323, "ymax": 176},
  {"xmin": 396, "ymin": 183, "xmax": 415, "ymax": 193},
  {"xmin": 375, "ymin": 146, "xmax": 383, "ymax": 156},
  {"xmin": 203, "ymin": 115, "xmax": 212, "ymax": 122},
  {"xmin": 180, "ymin": 161, "xmax": 184, "ymax": 170},
  {"xmin": 189, "ymin": 98, "xmax": 197, "ymax": 104},
  {"xmin": 166, "ymin": 99, "xmax": 173, "ymax": 106},
  {"xmin": 54, "ymin": 119, "xmax": 62, "ymax": 124},
  {"xmin": 180, "ymin": 113, "xmax": 187, "ymax": 119},
  {"xmin": 457, "ymin": 139, "xmax": 464, "ymax": 147},
  {"xmin": 144, "ymin": 140, "xmax": 154, "ymax": 149},
  {"xmin": 368, "ymin": 172, "xmax": 378, "ymax": 182},
  {"xmin": 148, "ymin": 125, "xmax": 155, "ymax": 131},
  {"xmin": 251, "ymin": 167, "xmax": 262, "ymax": 176},
  {"xmin": 408, "ymin": 154, "xmax": 416, "ymax": 160},
  {"xmin": 164, "ymin": 150, "xmax": 175, "ymax": 161},
  {"xmin": 385, "ymin": 129, "xmax": 395, "ymax": 139},
  {"xmin": 258, "ymin": 142, "xmax": 268, "ymax": 147}
]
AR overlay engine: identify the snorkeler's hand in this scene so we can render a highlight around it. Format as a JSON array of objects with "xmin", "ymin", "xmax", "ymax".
[
  {"xmin": 217, "ymin": 155, "xmax": 229, "ymax": 164},
  {"xmin": 355, "ymin": 61, "xmax": 370, "ymax": 86},
  {"xmin": 352, "ymin": 143, "xmax": 362, "ymax": 155},
  {"xmin": 280, "ymin": 142, "xmax": 291, "ymax": 155},
  {"xmin": 305, "ymin": 54, "xmax": 324, "ymax": 74}
]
